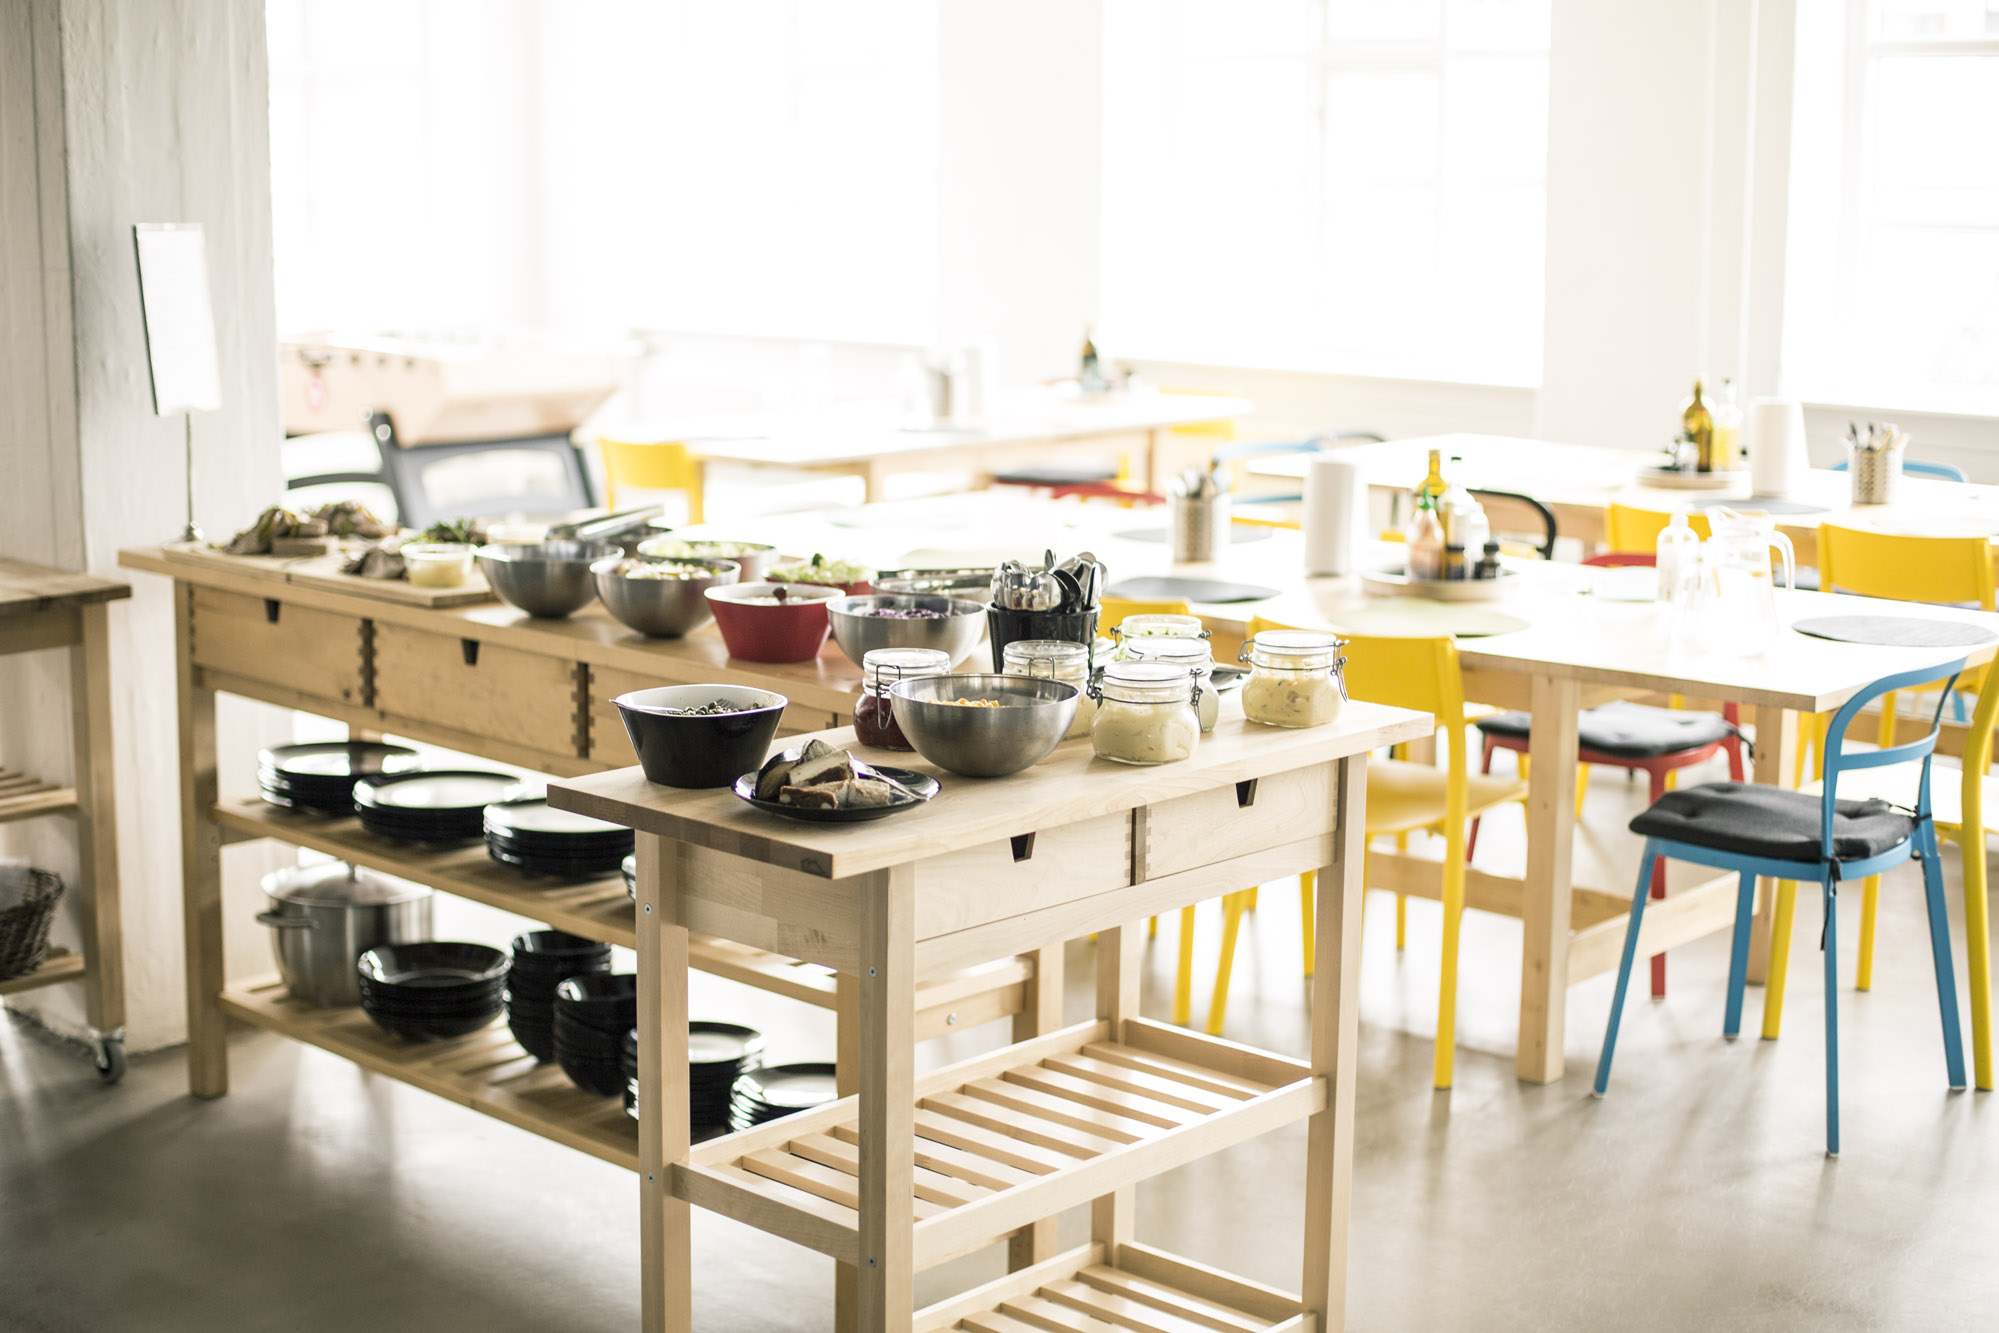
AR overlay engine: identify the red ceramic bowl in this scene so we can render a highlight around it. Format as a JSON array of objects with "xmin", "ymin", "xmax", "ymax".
[{"xmin": 704, "ymin": 583, "xmax": 843, "ymax": 662}]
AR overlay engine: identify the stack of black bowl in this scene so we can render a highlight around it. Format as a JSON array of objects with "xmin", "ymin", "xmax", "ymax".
[
  {"xmin": 485, "ymin": 797, "xmax": 634, "ymax": 878},
  {"xmin": 354, "ymin": 771, "xmax": 523, "ymax": 844},
  {"xmin": 554, "ymin": 974, "xmax": 638, "ymax": 1096},
  {"xmin": 506, "ymin": 931, "xmax": 612, "ymax": 1062},
  {"xmin": 259, "ymin": 741, "xmax": 420, "ymax": 815},
  {"xmin": 729, "ymin": 1062, "xmax": 838, "ymax": 1131},
  {"xmin": 691, "ymin": 1022, "xmax": 766, "ymax": 1127},
  {"xmin": 622, "ymin": 1029, "xmax": 638, "ymax": 1121},
  {"xmin": 356, "ymin": 942, "xmax": 506, "ymax": 1042}
]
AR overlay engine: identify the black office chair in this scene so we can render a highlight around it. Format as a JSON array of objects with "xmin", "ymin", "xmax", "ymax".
[{"xmin": 286, "ymin": 412, "xmax": 596, "ymax": 528}]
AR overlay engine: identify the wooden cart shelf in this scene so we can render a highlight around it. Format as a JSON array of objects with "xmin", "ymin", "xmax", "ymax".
[
  {"xmin": 0, "ymin": 948, "xmax": 87, "ymax": 998},
  {"xmin": 914, "ymin": 1241, "xmax": 1310, "ymax": 1333},
  {"xmin": 220, "ymin": 977, "xmax": 640, "ymax": 1171},
  {"xmin": 678, "ymin": 1017, "xmax": 1318, "ymax": 1270},
  {"xmin": 0, "ymin": 769, "xmax": 77, "ymax": 824}
]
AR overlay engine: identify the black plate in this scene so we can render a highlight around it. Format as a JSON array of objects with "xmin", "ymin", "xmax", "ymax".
[
  {"xmin": 355, "ymin": 770, "xmax": 525, "ymax": 812},
  {"xmin": 690, "ymin": 1022, "xmax": 766, "ymax": 1066},
  {"xmin": 261, "ymin": 741, "xmax": 421, "ymax": 784},
  {"xmin": 486, "ymin": 841, "xmax": 631, "ymax": 880},
  {"xmin": 732, "ymin": 1062, "xmax": 839, "ymax": 1110},
  {"xmin": 731, "ymin": 766, "xmax": 940, "ymax": 824},
  {"xmin": 484, "ymin": 797, "xmax": 634, "ymax": 843}
]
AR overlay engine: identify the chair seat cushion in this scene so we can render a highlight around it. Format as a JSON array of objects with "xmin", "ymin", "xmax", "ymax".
[
  {"xmin": 1476, "ymin": 702, "xmax": 1734, "ymax": 760},
  {"xmin": 1366, "ymin": 760, "xmax": 1528, "ymax": 835},
  {"xmin": 990, "ymin": 464, "xmax": 1119, "ymax": 486},
  {"xmin": 1629, "ymin": 782, "xmax": 1915, "ymax": 864}
]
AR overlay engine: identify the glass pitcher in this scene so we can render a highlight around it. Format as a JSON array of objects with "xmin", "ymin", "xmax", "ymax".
[{"xmin": 1691, "ymin": 507, "xmax": 1795, "ymax": 655}]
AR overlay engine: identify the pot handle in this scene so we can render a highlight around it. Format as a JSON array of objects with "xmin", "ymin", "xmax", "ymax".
[{"xmin": 255, "ymin": 911, "xmax": 316, "ymax": 930}]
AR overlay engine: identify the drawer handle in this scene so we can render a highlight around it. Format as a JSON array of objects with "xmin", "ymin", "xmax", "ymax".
[
  {"xmin": 461, "ymin": 638, "xmax": 480, "ymax": 667},
  {"xmin": 1235, "ymin": 779, "xmax": 1259, "ymax": 808},
  {"xmin": 1010, "ymin": 833, "xmax": 1036, "ymax": 862},
  {"xmin": 263, "ymin": 598, "xmax": 282, "ymax": 624}
]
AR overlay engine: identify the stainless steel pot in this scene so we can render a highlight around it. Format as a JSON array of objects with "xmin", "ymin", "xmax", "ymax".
[{"xmin": 257, "ymin": 864, "xmax": 433, "ymax": 1006}]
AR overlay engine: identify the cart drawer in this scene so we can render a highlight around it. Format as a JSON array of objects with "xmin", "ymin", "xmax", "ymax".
[
  {"xmin": 914, "ymin": 812, "xmax": 1132, "ymax": 940},
  {"xmin": 189, "ymin": 587, "xmax": 368, "ymax": 705},
  {"xmin": 1144, "ymin": 763, "xmax": 1340, "ymax": 880},
  {"xmin": 586, "ymin": 667, "xmax": 843, "ymax": 768},
  {"xmin": 373, "ymin": 625, "xmax": 583, "ymax": 758}
]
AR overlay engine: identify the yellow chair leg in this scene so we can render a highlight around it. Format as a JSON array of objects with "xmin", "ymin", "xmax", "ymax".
[
  {"xmin": 1172, "ymin": 905, "xmax": 1197, "ymax": 1027},
  {"xmin": 1960, "ymin": 828, "xmax": 1994, "ymax": 1091},
  {"xmin": 686, "ymin": 471, "xmax": 704, "ymax": 525},
  {"xmin": 1574, "ymin": 763, "xmax": 1591, "ymax": 819},
  {"xmin": 1433, "ymin": 850, "xmax": 1466, "ymax": 1089},
  {"xmin": 1856, "ymin": 875, "xmax": 1881, "ymax": 991},
  {"xmin": 1148, "ymin": 915, "xmax": 1157, "ymax": 939},
  {"xmin": 1760, "ymin": 881, "xmax": 1799, "ymax": 1040},
  {"xmin": 1394, "ymin": 830, "xmax": 1410, "ymax": 951},
  {"xmin": 1300, "ymin": 871, "xmax": 1316, "ymax": 978},
  {"xmin": 1247, "ymin": 885, "xmax": 1260, "ymax": 911},
  {"xmin": 1206, "ymin": 892, "xmax": 1250, "ymax": 1036}
]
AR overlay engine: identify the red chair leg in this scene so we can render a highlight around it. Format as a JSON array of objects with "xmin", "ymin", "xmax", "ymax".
[
  {"xmin": 1647, "ymin": 762, "xmax": 1670, "ymax": 998},
  {"xmin": 1467, "ymin": 737, "xmax": 1497, "ymax": 861},
  {"xmin": 1722, "ymin": 702, "xmax": 1746, "ymax": 782}
]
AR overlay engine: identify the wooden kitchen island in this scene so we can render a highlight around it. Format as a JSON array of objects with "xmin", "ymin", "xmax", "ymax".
[{"xmin": 553, "ymin": 694, "xmax": 1430, "ymax": 1332}]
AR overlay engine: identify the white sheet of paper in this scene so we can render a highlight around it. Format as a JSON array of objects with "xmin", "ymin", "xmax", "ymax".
[{"xmin": 133, "ymin": 223, "xmax": 222, "ymax": 414}]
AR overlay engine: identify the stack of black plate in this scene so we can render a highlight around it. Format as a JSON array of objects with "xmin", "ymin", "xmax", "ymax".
[
  {"xmin": 554, "ymin": 974, "xmax": 638, "ymax": 1097},
  {"xmin": 506, "ymin": 930, "xmax": 612, "ymax": 1063},
  {"xmin": 259, "ymin": 741, "xmax": 421, "ymax": 815},
  {"xmin": 354, "ymin": 770, "xmax": 523, "ymax": 844},
  {"xmin": 729, "ymin": 1062, "xmax": 837, "ymax": 1131},
  {"xmin": 691, "ymin": 1022, "xmax": 765, "ymax": 1127},
  {"xmin": 356, "ymin": 942, "xmax": 506, "ymax": 1042},
  {"xmin": 622, "ymin": 1029, "xmax": 639, "ymax": 1121},
  {"xmin": 485, "ymin": 798, "xmax": 634, "ymax": 878}
]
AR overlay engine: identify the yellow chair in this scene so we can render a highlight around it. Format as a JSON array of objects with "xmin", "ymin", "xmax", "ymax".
[
  {"xmin": 1196, "ymin": 626, "xmax": 1528, "ymax": 1088},
  {"xmin": 598, "ymin": 434, "xmax": 705, "ymax": 523},
  {"xmin": 1604, "ymin": 503, "xmax": 1711, "ymax": 553},
  {"xmin": 1770, "ymin": 659, "xmax": 1999, "ymax": 1089}
]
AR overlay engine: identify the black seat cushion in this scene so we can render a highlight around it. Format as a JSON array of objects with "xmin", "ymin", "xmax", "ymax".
[
  {"xmin": 990, "ymin": 464, "xmax": 1119, "ymax": 486},
  {"xmin": 1477, "ymin": 702, "xmax": 1734, "ymax": 760},
  {"xmin": 1629, "ymin": 782, "xmax": 1915, "ymax": 864}
]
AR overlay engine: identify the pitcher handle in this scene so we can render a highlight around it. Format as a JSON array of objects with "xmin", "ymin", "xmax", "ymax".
[{"xmin": 1770, "ymin": 531, "xmax": 1796, "ymax": 590}]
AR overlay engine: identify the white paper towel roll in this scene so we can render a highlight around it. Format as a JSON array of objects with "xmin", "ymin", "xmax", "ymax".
[
  {"xmin": 1303, "ymin": 456, "xmax": 1366, "ymax": 576},
  {"xmin": 1748, "ymin": 398, "xmax": 1809, "ymax": 496}
]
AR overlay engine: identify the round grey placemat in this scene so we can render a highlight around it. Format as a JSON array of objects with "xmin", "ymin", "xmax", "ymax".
[
  {"xmin": 1105, "ymin": 576, "xmax": 1282, "ymax": 604},
  {"xmin": 1792, "ymin": 615, "xmax": 1999, "ymax": 648},
  {"xmin": 1687, "ymin": 495, "xmax": 1829, "ymax": 514},
  {"xmin": 1115, "ymin": 525, "xmax": 1275, "ymax": 545}
]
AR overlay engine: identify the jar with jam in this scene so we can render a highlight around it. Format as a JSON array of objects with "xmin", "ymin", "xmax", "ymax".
[
  {"xmin": 1001, "ymin": 639, "xmax": 1096, "ymax": 740},
  {"xmin": 854, "ymin": 647, "xmax": 950, "ymax": 750},
  {"xmin": 1239, "ymin": 629, "xmax": 1347, "ymax": 729},
  {"xmin": 1090, "ymin": 661, "xmax": 1201, "ymax": 765},
  {"xmin": 1123, "ymin": 636, "xmax": 1218, "ymax": 731}
]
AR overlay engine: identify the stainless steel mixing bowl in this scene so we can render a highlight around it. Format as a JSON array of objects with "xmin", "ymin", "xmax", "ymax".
[
  {"xmin": 475, "ymin": 540, "xmax": 620, "ymax": 617},
  {"xmin": 888, "ymin": 673, "xmax": 1080, "ymax": 778},
  {"xmin": 592, "ymin": 555, "xmax": 740, "ymax": 637},
  {"xmin": 826, "ymin": 594, "xmax": 987, "ymax": 669}
]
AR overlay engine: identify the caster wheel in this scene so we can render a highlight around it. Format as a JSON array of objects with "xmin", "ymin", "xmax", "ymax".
[{"xmin": 93, "ymin": 1037, "xmax": 126, "ymax": 1084}]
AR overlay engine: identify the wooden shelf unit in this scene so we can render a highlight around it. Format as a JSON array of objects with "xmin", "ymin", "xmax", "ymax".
[{"xmin": 0, "ymin": 769, "xmax": 78, "ymax": 824}]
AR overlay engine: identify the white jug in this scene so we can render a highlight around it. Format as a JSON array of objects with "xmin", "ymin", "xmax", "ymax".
[{"xmin": 1691, "ymin": 507, "xmax": 1796, "ymax": 656}]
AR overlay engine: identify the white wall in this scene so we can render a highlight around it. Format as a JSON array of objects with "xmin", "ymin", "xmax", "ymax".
[{"xmin": 1, "ymin": 0, "xmax": 289, "ymax": 1052}]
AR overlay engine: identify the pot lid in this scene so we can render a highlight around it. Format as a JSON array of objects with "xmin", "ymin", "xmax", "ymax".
[{"xmin": 261, "ymin": 863, "xmax": 431, "ymax": 908}]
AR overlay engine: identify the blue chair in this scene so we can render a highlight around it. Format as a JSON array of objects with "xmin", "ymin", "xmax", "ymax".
[
  {"xmin": 1593, "ymin": 659, "xmax": 1969, "ymax": 1156},
  {"xmin": 1829, "ymin": 457, "xmax": 1970, "ymax": 483}
]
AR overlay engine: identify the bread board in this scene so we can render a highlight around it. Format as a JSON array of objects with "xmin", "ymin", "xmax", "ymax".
[{"xmin": 160, "ymin": 542, "xmax": 495, "ymax": 608}]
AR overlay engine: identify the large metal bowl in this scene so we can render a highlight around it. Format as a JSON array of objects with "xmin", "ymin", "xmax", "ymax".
[
  {"xmin": 476, "ymin": 540, "xmax": 620, "ymax": 618},
  {"xmin": 888, "ymin": 674, "xmax": 1079, "ymax": 778},
  {"xmin": 592, "ymin": 555, "xmax": 740, "ymax": 637},
  {"xmin": 826, "ymin": 594, "xmax": 987, "ymax": 669}
]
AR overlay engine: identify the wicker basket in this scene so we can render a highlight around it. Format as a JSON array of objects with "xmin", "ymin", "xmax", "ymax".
[{"xmin": 0, "ymin": 869, "xmax": 65, "ymax": 980}]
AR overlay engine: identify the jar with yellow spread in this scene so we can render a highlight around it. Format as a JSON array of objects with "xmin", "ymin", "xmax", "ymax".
[
  {"xmin": 1239, "ymin": 630, "xmax": 1347, "ymax": 729},
  {"xmin": 1123, "ymin": 636, "xmax": 1217, "ymax": 732},
  {"xmin": 1001, "ymin": 640, "xmax": 1096, "ymax": 740},
  {"xmin": 1090, "ymin": 661, "xmax": 1200, "ymax": 765}
]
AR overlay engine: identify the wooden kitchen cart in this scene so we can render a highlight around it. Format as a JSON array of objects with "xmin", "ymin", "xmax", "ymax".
[
  {"xmin": 554, "ymin": 696, "xmax": 1431, "ymax": 1331},
  {"xmin": 0, "ymin": 560, "xmax": 129, "ymax": 1081}
]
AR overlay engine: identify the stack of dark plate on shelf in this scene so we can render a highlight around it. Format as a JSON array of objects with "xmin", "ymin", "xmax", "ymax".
[
  {"xmin": 506, "ymin": 931, "xmax": 612, "ymax": 1063},
  {"xmin": 554, "ymin": 973, "xmax": 638, "ymax": 1097},
  {"xmin": 729, "ymin": 1062, "xmax": 838, "ymax": 1131},
  {"xmin": 691, "ymin": 1022, "xmax": 766, "ymax": 1127},
  {"xmin": 622, "ymin": 854, "xmax": 637, "ymax": 900},
  {"xmin": 622, "ymin": 1029, "xmax": 638, "ymax": 1121},
  {"xmin": 485, "ymin": 798, "xmax": 634, "ymax": 879},
  {"xmin": 354, "ymin": 770, "xmax": 523, "ymax": 844},
  {"xmin": 356, "ymin": 942, "xmax": 506, "ymax": 1042},
  {"xmin": 258, "ymin": 741, "xmax": 421, "ymax": 816}
]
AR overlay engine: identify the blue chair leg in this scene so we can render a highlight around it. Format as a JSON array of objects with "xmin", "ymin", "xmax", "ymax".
[
  {"xmin": 1824, "ymin": 877, "xmax": 1840, "ymax": 1157},
  {"xmin": 1918, "ymin": 826, "xmax": 1969, "ymax": 1091},
  {"xmin": 1723, "ymin": 869, "xmax": 1758, "ymax": 1039},
  {"xmin": 1594, "ymin": 841, "xmax": 1658, "ymax": 1096}
]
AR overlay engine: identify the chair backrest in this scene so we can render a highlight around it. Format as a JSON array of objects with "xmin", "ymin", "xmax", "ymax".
[
  {"xmin": 1470, "ymin": 489, "xmax": 1556, "ymax": 560},
  {"xmin": 597, "ymin": 436, "xmax": 702, "ymax": 517},
  {"xmin": 1101, "ymin": 597, "xmax": 1194, "ymax": 631},
  {"xmin": 1830, "ymin": 457, "xmax": 1970, "ymax": 483},
  {"xmin": 1605, "ymin": 503, "xmax": 1711, "ymax": 553},
  {"xmin": 1820, "ymin": 657, "xmax": 1970, "ymax": 856},
  {"xmin": 1817, "ymin": 525, "xmax": 1997, "ymax": 610},
  {"xmin": 1582, "ymin": 552, "xmax": 1656, "ymax": 568}
]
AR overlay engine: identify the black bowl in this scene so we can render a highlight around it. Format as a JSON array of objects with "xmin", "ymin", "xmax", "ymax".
[
  {"xmin": 614, "ymin": 685, "xmax": 789, "ymax": 789},
  {"xmin": 358, "ymin": 942, "xmax": 507, "ymax": 991},
  {"xmin": 512, "ymin": 930, "xmax": 614, "ymax": 967},
  {"xmin": 554, "ymin": 972, "xmax": 638, "ymax": 1027}
]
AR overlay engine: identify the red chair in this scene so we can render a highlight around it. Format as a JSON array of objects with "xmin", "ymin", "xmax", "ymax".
[{"xmin": 1469, "ymin": 553, "xmax": 1746, "ymax": 998}]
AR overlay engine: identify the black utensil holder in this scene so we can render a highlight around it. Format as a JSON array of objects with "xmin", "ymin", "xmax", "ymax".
[{"xmin": 987, "ymin": 605, "xmax": 1100, "ymax": 671}]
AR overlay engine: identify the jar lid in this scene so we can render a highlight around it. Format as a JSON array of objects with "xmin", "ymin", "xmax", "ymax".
[
  {"xmin": 1118, "ymin": 614, "xmax": 1205, "ymax": 636},
  {"xmin": 862, "ymin": 647, "xmax": 951, "ymax": 687},
  {"xmin": 1003, "ymin": 639, "xmax": 1089, "ymax": 665},
  {"xmin": 1251, "ymin": 629, "xmax": 1345, "ymax": 657},
  {"xmin": 261, "ymin": 863, "xmax": 431, "ymax": 908},
  {"xmin": 1125, "ymin": 637, "xmax": 1213, "ymax": 667}
]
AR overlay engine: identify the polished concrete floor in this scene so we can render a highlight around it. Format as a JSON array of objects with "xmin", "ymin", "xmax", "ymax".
[{"xmin": 6, "ymin": 751, "xmax": 1997, "ymax": 1331}]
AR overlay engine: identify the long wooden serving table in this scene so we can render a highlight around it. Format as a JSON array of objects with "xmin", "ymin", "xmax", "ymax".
[{"xmin": 553, "ymin": 697, "xmax": 1432, "ymax": 1332}]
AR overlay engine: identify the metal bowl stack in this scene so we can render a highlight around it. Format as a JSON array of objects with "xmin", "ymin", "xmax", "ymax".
[{"xmin": 825, "ymin": 594, "xmax": 987, "ymax": 669}]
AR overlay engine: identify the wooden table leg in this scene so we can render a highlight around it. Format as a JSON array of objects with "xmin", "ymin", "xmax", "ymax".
[
  {"xmin": 70, "ymin": 602, "xmax": 124, "ymax": 1036},
  {"xmin": 174, "ymin": 584, "xmax": 227, "ymax": 1098},
  {"xmin": 1517, "ymin": 675, "xmax": 1580, "ymax": 1083},
  {"xmin": 1301, "ymin": 753, "xmax": 1368, "ymax": 1331},
  {"xmin": 1007, "ymin": 942, "xmax": 1064, "ymax": 1270},
  {"xmin": 1745, "ymin": 706, "xmax": 1798, "ymax": 986},
  {"xmin": 1143, "ymin": 427, "xmax": 1164, "ymax": 495},
  {"xmin": 637, "ymin": 834, "xmax": 692, "ymax": 1333},
  {"xmin": 834, "ymin": 974, "xmax": 862, "ymax": 1333},
  {"xmin": 1091, "ymin": 921, "xmax": 1144, "ymax": 1253},
  {"xmin": 857, "ymin": 865, "xmax": 917, "ymax": 1328}
]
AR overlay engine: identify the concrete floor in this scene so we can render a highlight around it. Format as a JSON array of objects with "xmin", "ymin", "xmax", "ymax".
[{"xmin": 6, "ymin": 749, "xmax": 1996, "ymax": 1331}]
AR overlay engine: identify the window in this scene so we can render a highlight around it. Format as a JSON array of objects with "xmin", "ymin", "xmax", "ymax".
[
  {"xmin": 1782, "ymin": 0, "xmax": 1999, "ymax": 416},
  {"xmin": 1100, "ymin": 0, "xmax": 1551, "ymax": 387}
]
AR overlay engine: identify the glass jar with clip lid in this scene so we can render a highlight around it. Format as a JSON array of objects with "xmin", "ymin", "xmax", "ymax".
[
  {"xmin": 1089, "ymin": 660, "xmax": 1201, "ymax": 765},
  {"xmin": 1238, "ymin": 629, "xmax": 1347, "ymax": 729},
  {"xmin": 1001, "ymin": 639, "xmax": 1096, "ymax": 740},
  {"xmin": 854, "ymin": 647, "xmax": 951, "ymax": 750},
  {"xmin": 1122, "ymin": 636, "xmax": 1218, "ymax": 731}
]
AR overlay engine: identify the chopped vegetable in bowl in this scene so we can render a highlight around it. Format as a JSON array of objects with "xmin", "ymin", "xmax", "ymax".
[{"xmin": 771, "ymin": 554, "xmax": 875, "ymax": 587}]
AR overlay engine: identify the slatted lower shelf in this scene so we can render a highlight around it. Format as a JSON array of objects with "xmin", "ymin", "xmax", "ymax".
[
  {"xmin": 680, "ymin": 1018, "xmax": 1320, "ymax": 1268},
  {"xmin": 0, "ymin": 948, "xmax": 86, "ymax": 997},
  {"xmin": 0, "ymin": 768, "xmax": 76, "ymax": 824},
  {"xmin": 916, "ymin": 1241, "xmax": 1312, "ymax": 1333},
  {"xmin": 220, "ymin": 978, "xmax": 639, "ymax": 1171}
]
